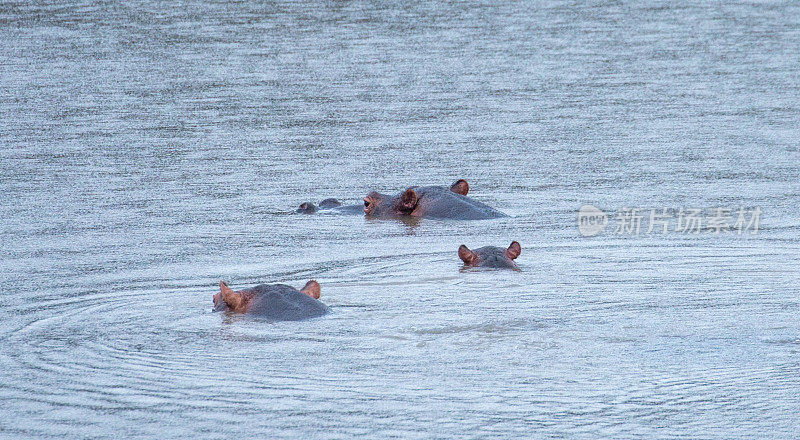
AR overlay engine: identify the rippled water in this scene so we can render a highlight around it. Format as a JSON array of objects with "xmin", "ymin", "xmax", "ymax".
[{"xmin": 2, "ymin": 0, "xmax": 799, "ymax": 438}]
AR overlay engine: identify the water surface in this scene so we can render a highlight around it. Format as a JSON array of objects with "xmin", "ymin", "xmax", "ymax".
[{"xmin": 1, "ymin": 0, "xmax": 799, "ymax": 438}]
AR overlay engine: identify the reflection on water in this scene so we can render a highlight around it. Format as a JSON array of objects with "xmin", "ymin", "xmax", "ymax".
[{"xmin": 1, "ymin": 0, "xmax": 799, "ymax": 438}]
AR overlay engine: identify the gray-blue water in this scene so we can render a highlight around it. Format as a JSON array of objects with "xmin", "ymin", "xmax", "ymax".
[{"xmin": 1, "ymin": 1, "xmax": 799, "ymax": 438}]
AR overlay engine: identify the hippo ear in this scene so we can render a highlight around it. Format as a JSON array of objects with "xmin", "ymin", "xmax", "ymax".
[
  {"xmin": 219, "ymin": 281, "xmax": 236, "ymax": 304},
  {"xmin": 505, "ymin": 241, "xmax": 521, "ymax": 260},
  {"xmin": 300, "ymin": 280, "xmax": 321, "ymax": 299},
  {"xmin": 458, "ymin": 245, "xmax": 478, "ymax": 265},
  {"xmin": 450, "ymin": 179, "xmax": 469, "ymax": 196},
  {"xmin": 397, "ymin": 188, "xmax": 418, "ymax": 213}
]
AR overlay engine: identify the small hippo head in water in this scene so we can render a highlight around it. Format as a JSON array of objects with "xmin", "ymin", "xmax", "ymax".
[
  {"xmin": 296, "ymin": 202, "xmax": 317, "ymax": 214},
  {"xmin": 458, "ymin": 241, "xmax": 521, "ymax": 269},
  {"xmin": 213, "ymin": 280, "xmax": 322, "ymax": 313},
  {"xmin": 363, "ymin": 179, "xmax": 474, "ymax": 217}
]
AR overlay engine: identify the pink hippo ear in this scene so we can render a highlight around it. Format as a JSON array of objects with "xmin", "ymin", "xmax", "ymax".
[
  {"xmin": 397, "ymin": 188, "xmax": 418, "ymax": 213},
  {"xmin": 300, "ymin": 280, "xmax": 321, "ymax": 299},
  {"xmin": 458, "ymin": 245, "xmax": 478, "ymax": 265},
  {"xmin": 449, "ymin": 179, "xmax": 469, "ymax": 196},
  {"xmin": 505, "ymin": 241, "xmax": 521, "ymax": 260},
  {"xmin": 219, "ymin": 281, "xmax": 240, "ymax": 306}
]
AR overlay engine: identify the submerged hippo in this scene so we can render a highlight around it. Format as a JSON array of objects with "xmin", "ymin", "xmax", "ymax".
[
  {"xmin": 297, "ymin": 198, "xmax": 363, "ymax": 214},
  {"xmin": 363, "ymin": 179, "xmax": 506, "ymax": 220},
  {"xmin": 213, "ymin": 280, "xmax": 329, "ymax": 320},
  {"xmin": 458, "ymin": 241, "xmax": 521, "ymax": 269},
  {"xmin": 297, "ymin": 198, "xmax": 345, "ymax": 214}
]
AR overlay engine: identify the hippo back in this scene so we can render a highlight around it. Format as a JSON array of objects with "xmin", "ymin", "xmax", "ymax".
[
  {"xmin": 415, "ymin": 186, "xmax": 507, "ymax": 220},
  {"xmin": 246, "ymin": 284, "xmax": 329, "ymax": 321}
]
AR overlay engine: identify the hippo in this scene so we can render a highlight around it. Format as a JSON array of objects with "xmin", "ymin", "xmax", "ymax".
[
  {"xmin": 213, "ymin": 280, "xmax": 329, "ymax": 321},
  {"xmin": 363, "ymin": 179, "xmax": 506, "ymax": 220},
  {"xmin": 297, "ymin": 198, "xmax": 363, "ymax": 214},
  {"xmin": 458, "ymin": 241, "xmax": 521, "ymax": 269},
  {"xmin": 296, "ymin": 202, "xmax": 318, "ymax": 214}
]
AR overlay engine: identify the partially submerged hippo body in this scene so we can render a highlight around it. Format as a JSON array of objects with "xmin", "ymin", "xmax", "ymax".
[
  {"xmin": 458, "ymin": 241, "xmax": 521, "ymax": 269},
  {"xmin": 213, "ymin": 281, "xmax": 329, "ymax": 321},
  {"xmin": 363, "ymin": 179, "xmax": 507, "ymax": 220}
]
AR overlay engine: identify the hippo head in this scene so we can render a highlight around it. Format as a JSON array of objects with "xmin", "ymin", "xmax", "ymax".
[
  {"xmin": 458, "ymin": 241, "xmax": 521, "ymax": 269},
  {"xmin": 297, "ymin": 202, "xmax": 317, "ymax": 214},
  {"xmin": 213, "ymin": 280, "xmax": 322, "ymax": 312},
  {"xmin": 363, "ymin": 188, "xmax": 418, "ymax": 217},
  {"xmin": 363, "ymin": 179, "xmax": 470, "ymax": 217}
]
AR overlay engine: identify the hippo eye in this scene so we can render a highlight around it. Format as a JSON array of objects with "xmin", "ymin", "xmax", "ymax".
[{"xmin": 364, "ymin": 200, "xmax": 370, "ymax": 207}]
